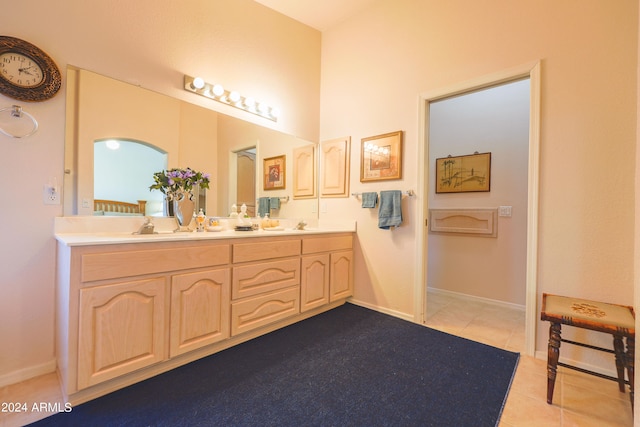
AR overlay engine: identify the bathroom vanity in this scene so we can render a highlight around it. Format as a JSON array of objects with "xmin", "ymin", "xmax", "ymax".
[{"xmin": 55, "ymin": 218, "xmax": 355, "ymax": 405}]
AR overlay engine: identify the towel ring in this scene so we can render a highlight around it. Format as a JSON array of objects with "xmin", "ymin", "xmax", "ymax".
[{"xmin": 0, "ymin": 105, "xmax": 39, "ymax": 138}]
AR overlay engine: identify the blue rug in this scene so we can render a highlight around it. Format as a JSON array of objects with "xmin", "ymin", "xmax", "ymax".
[{"xmin": 32, "ymin": 303, "xmax": 519, "ymax": 426}]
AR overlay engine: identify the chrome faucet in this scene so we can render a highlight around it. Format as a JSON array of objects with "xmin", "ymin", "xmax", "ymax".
[
  {"xmin": 295, "ymin": 219, "xmax": 307, "ymax": 230},
  {"xmin": 133, "ymin": 217, "xmax": 156, "ymax": 234}
]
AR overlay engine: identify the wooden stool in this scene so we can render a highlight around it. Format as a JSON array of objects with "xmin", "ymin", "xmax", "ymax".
[{"xmin": 540, "ymin": 293, "xmax": 635, "ymax": 409}]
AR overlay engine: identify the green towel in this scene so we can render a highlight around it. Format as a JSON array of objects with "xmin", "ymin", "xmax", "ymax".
[
  {"xmin": 378, "ymin": 190, "xmax": 402, "ymax": 229},
  {"xmin": 361, "ymin": 192, "xmax": 378, "ymax": 208},
  {"xmin": 269, "ymin": 197, "xmax": 281, "ymax": 210},
  {"xmin": 257, "ymin": 197, "xmax": 270, "ymax": 217}
]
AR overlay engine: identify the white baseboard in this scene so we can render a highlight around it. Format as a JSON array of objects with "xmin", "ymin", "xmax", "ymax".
[
  {"xmin": 0, "ymin": 359, "xmax": 57, "ymax": 388},
  {"xmin": 427, "ymin": 287, "xmax": 526, "ymax": 312},
  {"xmin": 347, "ymin": 298, "xmax": 415, "ymax": 322}
]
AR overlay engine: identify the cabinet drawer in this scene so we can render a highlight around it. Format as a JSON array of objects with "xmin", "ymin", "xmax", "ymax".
[
  {"xmin": 232, "ymin": 258, "xmax": 300, "ymax": 300},
  {"xmin": 81, "ymin": 244, "xmax": 230, "ymax": 282},
  {"xmin": 231, "ymin": 286, "xmax": 300, "ymax": 336},
  {"xmin": 302, "ymin": 235, "xmax": 353, "ymax": 254},
  {"xmin": 233, "ymin": 239, "xmax": 301, "ymax": 263}
]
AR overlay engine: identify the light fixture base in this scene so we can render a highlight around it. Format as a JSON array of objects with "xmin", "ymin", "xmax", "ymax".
[{"xmin": 184, "ymin": 75, "xmax": 279, "ymax": 122}]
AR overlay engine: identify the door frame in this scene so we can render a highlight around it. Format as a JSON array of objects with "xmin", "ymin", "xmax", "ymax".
[
  {"xmin": 228, "ymin": 144, "xmax": 259, "ymax": 217},
  {"xmin": 415, "ymin": 61, "xmax": 541, "ymax": 355}
]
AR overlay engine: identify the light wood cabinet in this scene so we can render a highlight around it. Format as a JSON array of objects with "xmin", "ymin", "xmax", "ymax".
[
  {"xmin": 320, "ymin": 137, "xmax": 350, "ymax": 197},
  {"xmin": 231, "ymin": 286, "xmax": 300, "ymax": 336},
  {"xmin": 56, "ymin": 233, "xmax": 352, "ymax": 405},
  {"xmin": 330, "ymin": 250, "xmax": 353, "ymax": 301},
  {"xmin": 230, "ymin": 240, "xmax": 301, "ymax": 336},
  {"xmin": 77, "ymin": 277, "xmax": 166, "ymax": 389},
  {"xmin": 301, "ymin": 235, "xmax": 354, "ymax": 309},
  {"xmin": 292, "ymin": 144, "xmax": 316, "ymax": 199},
  {"xmin": 170, "ymin": 268, "xmax": 230, "ymax": 357},
  {"xmin": 301, "ymin": 254, "xmax": 330, "ymax": 312}
]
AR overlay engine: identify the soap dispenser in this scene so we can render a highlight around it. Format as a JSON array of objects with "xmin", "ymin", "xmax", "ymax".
[
  {"xmin": 261, "ymin": 213, "xmax": 271, "ymax": 229},
  {"xmin": 229, "ymin": 204, "xmax": 238, "ymax": 218},
  {"xmin": 196, "ymin": 208, "xmax": 206, "ymax": 232}
]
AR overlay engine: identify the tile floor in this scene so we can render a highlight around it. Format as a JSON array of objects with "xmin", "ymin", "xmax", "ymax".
[
  {"xmin": 426, "ymin": 290, "xmax": 634, "ymax": 427},
  {"xmin": 0, "ymin": 293, "xmax": 634, "ymax": 426}
]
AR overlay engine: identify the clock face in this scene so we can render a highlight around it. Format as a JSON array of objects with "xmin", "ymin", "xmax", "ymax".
[
  {"xmin": 0, "ymin": 52, "xmax": 44, "ymax": 87},
  {"xmin": 0, "ymin": 36, "xmax": 61, "ymax": 102}
]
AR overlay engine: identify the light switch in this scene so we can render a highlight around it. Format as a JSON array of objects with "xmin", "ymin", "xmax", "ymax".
[{"xmin": 499, "ymin": 206, "xmax": 512, "ymax": 217}]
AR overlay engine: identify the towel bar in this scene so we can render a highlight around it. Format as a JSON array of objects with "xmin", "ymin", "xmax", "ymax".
[{"xmin": 351, "ymin": 190, "xmax": 414, "ymax": 197}]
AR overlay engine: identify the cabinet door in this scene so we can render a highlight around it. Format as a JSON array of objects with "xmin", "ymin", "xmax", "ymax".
[
  {"xmin": 78, "ymin": 277, "xmax": 166, "ymax": 390},
  {"xmin": 301, "ymin": 254, "xmax": 329, "ymax": 312},
  {"xmin": 330, "ymin": 250, "xmax": 353, "ymax": 302},
  {"xmin": 292, "ymin": 144, "xmax": 316, "ymax": 199},
  {"xmin": 170, "ymin": 268, "xmax": 230, "ymax": 357}
]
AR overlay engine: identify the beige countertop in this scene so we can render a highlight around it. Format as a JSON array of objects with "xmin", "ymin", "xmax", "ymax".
[{"xmin": 54, "ymin": 216, "xmax": 356, "ymax": 246}]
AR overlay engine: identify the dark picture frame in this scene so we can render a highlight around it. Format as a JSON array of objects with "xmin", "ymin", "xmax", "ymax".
[{"xmin": 435, "ymin": 152, "xmax": 491, "ymax": 193}]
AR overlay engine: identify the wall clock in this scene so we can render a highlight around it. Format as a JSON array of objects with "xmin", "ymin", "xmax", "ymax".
[{"xmin": 0, "ymin": 35, "xmax": 61, "ymax": 102}]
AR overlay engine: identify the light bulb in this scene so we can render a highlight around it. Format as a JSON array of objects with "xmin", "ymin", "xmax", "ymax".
[
  {"xmin": 212, "ymin": 84, "xmax": 225, "ymax": 97},
  {"xmin": 244, "ymin": 97, "xmax": 255, "ymax": 109},
  {"xmin": 191, "ymin": 77, "xmax": 205, "ymax": 90},
  {"xmin": 270, "ymin": 107, "xmax": 281, "ymax": 118},
  {"xmin": 229, "ymin": 91, "xmax": 241, "ymax": 103},
  {"xmin": 105, "ymin": 139, "xmax": 120, "ymax": 150},
  {"xmin": 258, "ymin": 102, "xmax": 269, "ymax": 114}
]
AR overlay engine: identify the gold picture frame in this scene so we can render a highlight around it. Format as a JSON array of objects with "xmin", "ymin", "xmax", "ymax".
[
  {"xmin": 263, "ymin": 155, "xmax": 286, "ymax": 190},
  {"xmin": 360, "ymin": 130, "xmax": 403, "ymax": 182},
  {"xmin": 435, "ymin": 152, "xmax": 491, "ymax": 193}
]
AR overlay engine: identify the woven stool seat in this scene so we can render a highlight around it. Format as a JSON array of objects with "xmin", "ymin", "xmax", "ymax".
[{"xmin": 541, "ymin": 293, "xmax": 635, "ymax": 410}]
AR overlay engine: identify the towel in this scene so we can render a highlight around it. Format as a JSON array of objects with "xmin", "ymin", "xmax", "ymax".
[
  {"xmin": 257, "ymin": 197, "xmax": 270, "ymax": 217},
  {"xmin": 361, "ymin": 192, "xmax": 378, "ymax": 208},
  {"xmin": 378, "ymin": 190, "xmax": 403, "ymax": 229},
  {"xmin": 269, "ymin": 197, "xmax": 281, "ymax": 211}
]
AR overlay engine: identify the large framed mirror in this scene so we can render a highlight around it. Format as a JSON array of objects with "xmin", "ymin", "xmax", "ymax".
[{"xmin": 64, "ymin": 66, "xmax": 318, "ymax": 219}]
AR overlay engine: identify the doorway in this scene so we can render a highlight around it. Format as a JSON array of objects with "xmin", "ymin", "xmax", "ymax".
[
  {"xmin": 235, "ymin": 148, "xmax": 256, "ymax": 217},
  {"xmin": 416, "ymin": 62, "xmax": 541, "ymax": 355}
]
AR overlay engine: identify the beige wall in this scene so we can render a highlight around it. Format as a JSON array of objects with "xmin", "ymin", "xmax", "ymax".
[
  {"xmin": 0, "ymin": 0, "xmax": 320, "ymax": 385},
  {"xmin": 319, "ymin": 0, "xmax": 637, "ymax": 370},
  {"xmin": 427, "ymin": 80, "xmax": 530, "ymax": 305},
  {"xmin": 0, "ymin": 0, "xmax": 637, "ymax": 388}
]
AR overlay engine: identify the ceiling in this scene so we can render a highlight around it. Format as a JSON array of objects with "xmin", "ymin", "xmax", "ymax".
[{"xmin": 253, "ymin": 0, "xmax": 377, "ymax": 31}]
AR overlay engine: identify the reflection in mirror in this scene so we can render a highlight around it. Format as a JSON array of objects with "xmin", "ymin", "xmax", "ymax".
[
  {"xmin": 64, "ymin": 66, "xmax": 318, "ymax": 220},
  {"xmin": 234, "ymin": 148, "xmax": 256, "ymax": 217},
  {"xmin": 94, "ymin": 139, "xmax": 166, "ymax": 216}
]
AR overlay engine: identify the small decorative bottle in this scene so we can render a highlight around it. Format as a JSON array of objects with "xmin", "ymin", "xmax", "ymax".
[
  {"xmin": 196, "ymin": 208, "xmax": 206, "ymax": 232},
  {"xmin": 229, "ymin": 204, "xmax": 238, "ymax": 218}
]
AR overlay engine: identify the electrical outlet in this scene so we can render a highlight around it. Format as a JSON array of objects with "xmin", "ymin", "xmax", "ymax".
[
  {"xmin": 43, "ymin": 185, "xmax": 61, "ymax": 205},
  {"xmin": 498, "ymin": 205, "xmax": 512, "ymax": 217}
]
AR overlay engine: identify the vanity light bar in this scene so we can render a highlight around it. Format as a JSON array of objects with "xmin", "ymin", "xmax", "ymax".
[{"xmin": 184, "ymin": 75, "xmax": 280, "ymax": 122}]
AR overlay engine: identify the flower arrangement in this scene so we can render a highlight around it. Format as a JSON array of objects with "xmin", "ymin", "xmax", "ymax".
[{"xmin": 149, "ymin": 167, "xmax": 211, "ymax": 197}]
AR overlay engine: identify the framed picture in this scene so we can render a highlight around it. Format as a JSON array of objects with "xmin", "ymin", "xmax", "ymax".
[
  {"xmin": 435, "ymin": 152, "xmax": 491, "ymax": 193},
  {"xmin": 360, "ymin": 131, "xmax": 403, "ymax": 182},
  {"xmin": 263, "ymin": 155, "xmax": 286, "ymax": 190}
]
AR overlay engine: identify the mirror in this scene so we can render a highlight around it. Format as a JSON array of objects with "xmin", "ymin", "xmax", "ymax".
[{"xmin": 64, "ymin": 66, "xmax": 318, "ymax": 219}]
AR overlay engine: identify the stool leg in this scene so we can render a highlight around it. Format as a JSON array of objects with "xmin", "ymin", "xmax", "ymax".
[
  {"xmin": 627, "ymin": 337, "xmax": 635, "ymax": 411},
  {"xmin": 546, "ymin": 322, "xmax": 561, "ymax": 404},
  {"xmin": 614, "ymin": 335, "xmax": 626, "ymax": 392}
]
